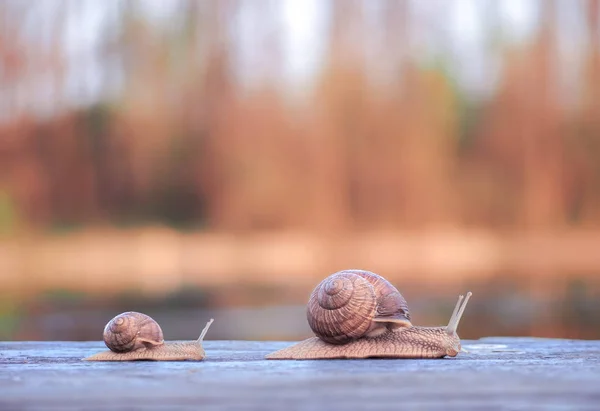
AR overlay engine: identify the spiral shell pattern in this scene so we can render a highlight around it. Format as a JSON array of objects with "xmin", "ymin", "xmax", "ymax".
[
  {"xmin": 103, "ymin": 311, "xmax": 164, "ymax": 353},
  {"xmin": 307, "ymin": 271, "xmax": 378, "ymax": 344},
  {"xmin": 307, "ymin": 270, "xmax": 411, "ymax": 344}
]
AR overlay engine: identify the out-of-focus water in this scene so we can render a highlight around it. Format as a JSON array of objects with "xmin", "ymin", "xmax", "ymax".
[{"xmin": 8, "ymin": 285, "xmax": 600, "ymax": 342}]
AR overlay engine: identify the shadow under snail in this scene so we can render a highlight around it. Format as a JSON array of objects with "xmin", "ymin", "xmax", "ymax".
[
  {"xmin": 266, "ymin": 269, "xmax": 472, "ymax": 360},
  {"xmin": 84, "ymin": 312, "xmax": 214, "ymax": 361}
]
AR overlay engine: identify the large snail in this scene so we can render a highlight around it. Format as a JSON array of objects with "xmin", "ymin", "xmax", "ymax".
[
  {"xmin": 266, "ymin": 269, "xmax": 472, "ymax": 359},
  {"xmin": 83, "ymin": 312, "xmax": 214, "ymax": 361}
]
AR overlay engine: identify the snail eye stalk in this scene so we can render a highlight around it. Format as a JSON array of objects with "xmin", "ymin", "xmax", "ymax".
[
  {"xmin": 198, "ymin": 319, "xmax": 214, "ymax": 342},
  {"xmin": 446, "ymin": 292, "xmax": 472, "ymax": 335}
]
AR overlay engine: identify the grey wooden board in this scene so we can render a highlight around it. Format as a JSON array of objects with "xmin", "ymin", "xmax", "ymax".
[{"xmin": 1, "ymin": 338, "xmax": 599, "ymax": 411}]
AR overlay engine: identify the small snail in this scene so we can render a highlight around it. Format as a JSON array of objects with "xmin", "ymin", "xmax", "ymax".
[
  {"xmin": 266, "ymin": 269, "xmax": 472, "ymax": 360},
  {"xmin": 83, "ymin": 311, "xmax": 214, "ymax": 361}
]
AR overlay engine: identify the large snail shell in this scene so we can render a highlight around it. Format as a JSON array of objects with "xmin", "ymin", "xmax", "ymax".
[
  {"xmin": 103, "ymin": 311, "xmax": 164, "ymax": 353},
  {"xmin": 306, "ymin": 270, "xmax": 411, "ymax": 344}
]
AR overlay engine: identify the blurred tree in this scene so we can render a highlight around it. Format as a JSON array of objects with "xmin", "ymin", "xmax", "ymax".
[
  {"xmin": 0, "ymin": 0, "xmax": 599, "ymax": 232},
  {"xmin": 571, "ymin": 0, "xmax": 600, "ymax": 224}
]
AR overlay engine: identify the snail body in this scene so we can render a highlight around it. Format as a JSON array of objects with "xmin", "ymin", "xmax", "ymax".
[
  {"xmin": 266, "ymin": 270, "xmax": 472, "ymax": 360},
  {"xmin": 84, "ymin": 312, "xmax": 214, "ymax": 362}
]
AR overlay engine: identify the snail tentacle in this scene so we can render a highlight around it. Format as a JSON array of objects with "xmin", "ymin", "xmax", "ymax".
[{"xmin": 446, "ymin": 292, "xmax": 472, "ymax": 335}]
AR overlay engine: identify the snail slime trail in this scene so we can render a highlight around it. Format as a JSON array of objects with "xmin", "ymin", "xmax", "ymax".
[
  {"xmin": 84, "ymin": 313, "xmax": 215, "ymax": 361},
  {"xmin": 266, "ymin": 269, "xmax": 472, "ymax": 360}
]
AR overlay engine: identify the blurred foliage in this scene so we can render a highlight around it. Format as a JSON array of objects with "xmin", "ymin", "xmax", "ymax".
[
  {"xmin": 0, "ymin": 190, "xmax": 19, "ymax": 236},
  {"xmin": 0, "ymin": 0, "xmax": 599, "ymax": 232},
  {"xmin": 1, "ymin": 1, "xmax": 600, "ymax": 341},
  {"xmin": 0, "ymin": 297, "xmax": 22, "ymax": 340}
]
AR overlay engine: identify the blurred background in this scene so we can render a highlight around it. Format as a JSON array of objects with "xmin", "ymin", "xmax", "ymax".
[{"xmin": 1, "ymin": 0, "xmax": 600, "ymax": 343}]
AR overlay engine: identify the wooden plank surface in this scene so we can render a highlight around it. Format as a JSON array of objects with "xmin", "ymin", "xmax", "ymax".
[{"xmin": 1, "ymin": 338, "xmax": 600, "ymax": 410}]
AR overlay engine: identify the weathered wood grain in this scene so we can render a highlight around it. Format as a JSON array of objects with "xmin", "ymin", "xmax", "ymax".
[{"xmin": 1, "ymin": 338, "xmax": 599, "ymax": 410}]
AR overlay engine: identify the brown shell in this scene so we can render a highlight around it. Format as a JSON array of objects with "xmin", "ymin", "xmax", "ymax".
[
  {"xmin": 103, "ymin": 311, "xmax": 164, "ymax": 353},
  {"xmin": 306, "ymin": 270, "xmax": 411, "ymax": 344}
]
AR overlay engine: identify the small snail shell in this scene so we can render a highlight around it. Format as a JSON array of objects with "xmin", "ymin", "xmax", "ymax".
[
  {"xmin": 267, "ymin": 269, "xmax": 472, "ymax": 360},
  {"xmin": 84, "ymin": 312, "xmax": 214, "ymax": 362},
  {"xmin": 307, "ymin": 270, "xmax": 411, "ymax": 344},
  {"xmin": 103, "ymin": 312, "xmax": 164, "ymax": 353}
]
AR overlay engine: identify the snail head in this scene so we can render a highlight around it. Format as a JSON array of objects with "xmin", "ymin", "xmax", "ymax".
[{"xmin": 444, "ymin": 291, "xmax": 472, "ymax": 356}]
